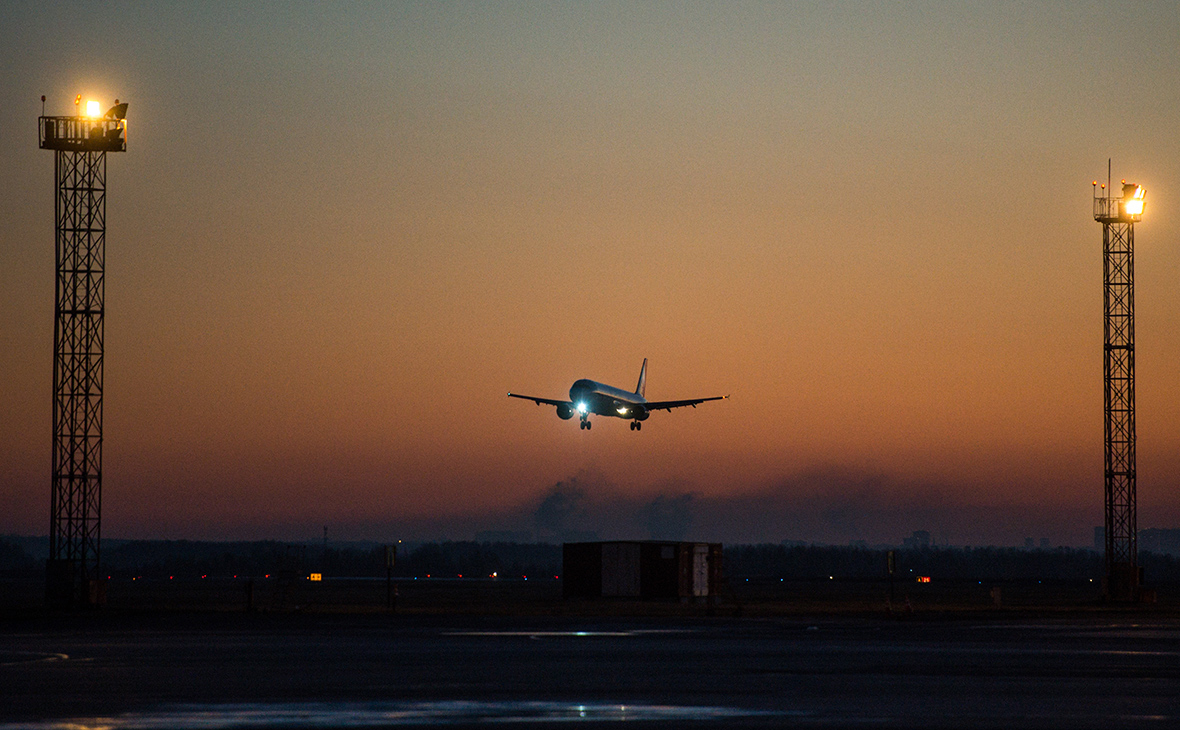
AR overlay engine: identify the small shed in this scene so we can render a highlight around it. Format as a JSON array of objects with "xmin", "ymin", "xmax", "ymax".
[{"xmin": 562, "ymin": 541, "xmax": 722, "ymax": 600}]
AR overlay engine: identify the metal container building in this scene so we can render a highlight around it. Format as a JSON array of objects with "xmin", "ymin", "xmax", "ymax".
[{"xmin": 562, "ymin": 541, "xmax": 722, "ymax": 600}]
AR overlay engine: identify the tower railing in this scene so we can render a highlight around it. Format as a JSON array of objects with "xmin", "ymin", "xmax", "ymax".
[
  {"xmin": 1094, "ymin": 194, "xmax": 1144, "ymax": 224},
  {"xmin": 39, "ymin": 116, "xmax": 126, "ymax": 153}
]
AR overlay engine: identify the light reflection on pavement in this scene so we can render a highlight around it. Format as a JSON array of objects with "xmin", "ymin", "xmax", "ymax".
[{"xmin": 0, "ymin": 701, "xmax": 784, "ymax": 729}]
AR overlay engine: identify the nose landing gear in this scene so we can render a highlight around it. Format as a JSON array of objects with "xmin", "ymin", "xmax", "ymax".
[
  {"xmin": 579, "ymin": 419, "xmax": 592, "ymax": 430},
  {"xmin": 629, "ymin": 421, "xmax": 642, "ymax": 431}
]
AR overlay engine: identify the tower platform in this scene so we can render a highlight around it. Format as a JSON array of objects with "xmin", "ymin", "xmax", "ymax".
[{"xmin": 39, "ymin": 112, "xmax": 127, "ymax": 153}]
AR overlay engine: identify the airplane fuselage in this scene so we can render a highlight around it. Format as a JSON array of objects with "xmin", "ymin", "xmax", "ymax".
[
  {"xmin": 508, "ymin": 358, "xmax": 725, "ymax": 430},
  {"xmin": 569, "ymin": 379, "xmax": 649, "ymax": 420}
]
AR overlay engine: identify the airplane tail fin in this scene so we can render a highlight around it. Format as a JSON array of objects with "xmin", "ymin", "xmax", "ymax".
[{"xmin": 635, "ymin": 358, "xmax": 647, "ymax": 398}]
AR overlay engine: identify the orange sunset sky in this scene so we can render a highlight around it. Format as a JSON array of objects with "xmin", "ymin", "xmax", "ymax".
[{"xmin": 2, "ymin": 2, "xmax": 1180, "ymax": 546}]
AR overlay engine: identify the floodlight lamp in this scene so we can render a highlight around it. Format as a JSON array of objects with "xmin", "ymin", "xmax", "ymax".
[
  {"xmin": 85, "ymin": 100, "xmax": 100, "ymax": 117},
  {"xmin": 1122, "ymin": 183, "xmax": 1146, "ymax": 218}
]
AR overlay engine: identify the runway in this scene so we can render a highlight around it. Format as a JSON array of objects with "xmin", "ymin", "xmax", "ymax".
[{"xmin": 2, "ymin": 613, "xmax": 1178, "ymax": 728}]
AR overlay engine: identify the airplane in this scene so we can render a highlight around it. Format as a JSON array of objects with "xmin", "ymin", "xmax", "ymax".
[{"xmin": 508, "ymin": 358, "xmax": 727, "ymax": 431}]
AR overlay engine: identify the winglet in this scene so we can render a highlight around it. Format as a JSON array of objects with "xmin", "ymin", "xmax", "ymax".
[{"xmin": 635, "ymin": 358, "xmax": 648, "ymax": 398}]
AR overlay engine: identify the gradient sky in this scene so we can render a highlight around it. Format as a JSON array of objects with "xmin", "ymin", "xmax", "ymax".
[{"xmin": 3, "ymin": 1, "xmax": 1180, "ymax": 547}]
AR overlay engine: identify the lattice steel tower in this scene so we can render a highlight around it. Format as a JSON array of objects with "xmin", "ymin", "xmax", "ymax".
[
  {"xmin": 1092, "ymin": 170, "xmax": 1146, "ymax": 601},
  {"xmin": 38, "ymin": 97, "xmax": 128, "ymax": 607}
]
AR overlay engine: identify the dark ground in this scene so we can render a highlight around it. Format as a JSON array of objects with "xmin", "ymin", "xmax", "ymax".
[{"xmin": 2, "ymin": 579, "xmax": 1179, "ymax": 729}]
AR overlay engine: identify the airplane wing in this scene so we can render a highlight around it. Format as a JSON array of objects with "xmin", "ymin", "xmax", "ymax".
[
  {"xmin": 642, "ymin": 395, "xmax": 728, "ymax": 413},
  {"xmin": 507, "ymin": 392, "xmax": 572, "ymax": 408}
]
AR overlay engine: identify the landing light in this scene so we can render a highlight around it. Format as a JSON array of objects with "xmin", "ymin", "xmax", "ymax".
[
  {"xmin": 85, "ymin": 100, "xmax": 100, "ymax": 117},
  {"xmin": 576, "ymin": 402, "xmax": 587, "ymax": 414},
  {"xmin": 616, "ymin": 406, "xmax": 629, "ymax": 415}
]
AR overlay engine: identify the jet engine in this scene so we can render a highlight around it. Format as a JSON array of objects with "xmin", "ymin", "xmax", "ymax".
[
  {"xmin": 633, "ymin": 405, "xmax": 649, "ymax": 421},
  {"xmin": 556, "ymin": 403, "xmax": 575, "ymax": 420}
]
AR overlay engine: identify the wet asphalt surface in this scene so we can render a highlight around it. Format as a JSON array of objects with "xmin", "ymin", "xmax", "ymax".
[{"xmin": 1, "ymin": 612, "xmax": 1179, "ymax": 729}]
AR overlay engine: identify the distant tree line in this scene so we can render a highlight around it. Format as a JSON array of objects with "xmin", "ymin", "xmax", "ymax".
[
  {"xmin": 3, "ymin": 537, "xmax": 1180, "ymax": 584},
  {"xmin": 724, "ymin": 544, "xmax": 1180, "ymax": 583},
  {"xmin": 0, "ymin": 539, "xmax": 38, "ymax": 572},
  {"xmin": 402, "ymin": 541, "xmax": 560, "ymax": 578},
  {"xmin": 0, "ymin": 538, "xmax": 562, "ymax": 580},
  {"xmin": 99, "ymin": 540, "xmax": 564, "ymax": 579}
]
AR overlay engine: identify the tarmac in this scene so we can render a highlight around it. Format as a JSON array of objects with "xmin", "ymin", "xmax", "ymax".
[{"xmin": 2, "ymin": 606, "xmax": 1179, "ymax": 729}]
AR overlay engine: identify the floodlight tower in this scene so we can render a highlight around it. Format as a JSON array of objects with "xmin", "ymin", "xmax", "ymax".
[
  {"xmin": 1092, "ymin": 168, "xmax": 1146, "ymax": 601},
  {"xmin": 38, "ymin": 96, "xmax": 128, "ymax": 608}
]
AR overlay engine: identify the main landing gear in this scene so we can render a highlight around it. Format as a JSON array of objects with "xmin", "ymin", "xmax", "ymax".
[
  {"xmin": 579, "ymin": 419, "xmax": 592, "ymax": 430},
  {"xmin": 629, "ymin": 421, "xmax": 642, "ymax": 431}
]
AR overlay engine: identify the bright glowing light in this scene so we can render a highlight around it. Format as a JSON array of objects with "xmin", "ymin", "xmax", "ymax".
[
  {"xmin": 309, "ymin": 573, "xmax": 322, "ymax": 582},
  {"xmin": 1121, "ymin": 183, "xmax": 1146, "ymax": 218},
  {"xmin": 616, "ymin": 406, "xmax": 629, "ymax": 415},
  {"xmin": 576, "ymin": 402, "xmax": 587, "ymax": 414},
  {"xmin": 85, "ymin": 100, "xmax": 100, "ymax": 117}
]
